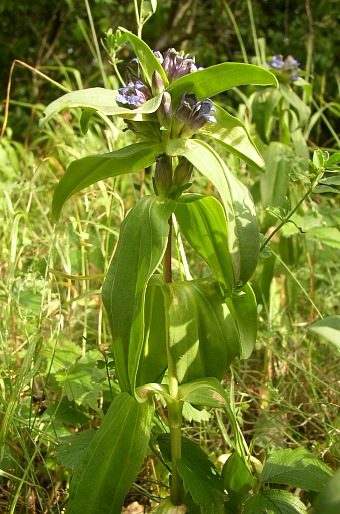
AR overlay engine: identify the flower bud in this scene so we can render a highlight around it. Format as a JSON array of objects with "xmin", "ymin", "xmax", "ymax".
[
  {"xmin": 173, "ymin": 157, "xmax": 193, "ymax": 187},
  {"xmin": 154, "ymin": 153, "xmax": 173, "ymax": 195},
  {"xmin": 152, "ymin": 70, "xmax": 165, "ymax": 96}
]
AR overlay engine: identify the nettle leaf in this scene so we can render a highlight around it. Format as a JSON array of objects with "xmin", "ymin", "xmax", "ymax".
[
  {"xmin": 56, "ymin": 429, "xmax": 95, "ymax": 471},
  {"xmin": 243, "ymin": 489, "xmax": 307, "ymax": 514},
  {"xmin": 119, "ymin": 27, "xmax": 169, "ymax": 88},
  {"xmin": 308, "ymin": 315, "xmax": 340, "ymax": 350},
  {"xmin": 166, "ymin": 138, "xmax": 260, "ymax": 287},
  {"xmin": 52, "ymin": 142, "xmax": 163, "ymax": 221},
  {"xmin": 252, "ymin": 87, "xmax": 281, "ymax": 144},
  {"xmin": 202, "ymin": 104, "xmax": 265, "ymax": 172},
  {"xmin": 157, "ymin": 434, "xmax": 225, "ymax": 514},
  {"xmin": 167, "ymin": 62, "xmax": 278, "ymax": 108},
  {"xmin": 259, "ymin": 447, "xmax": 333, "ymax": 492},
  {"xmin": 40, "ymin": 87, "xmax": 163, "ymax": 127},
  {"xmin": 163, "ymin": 277, "xmax": 240, "ymax": 384},
  {"xmin": 67, "ymin": 392, "xmax": 154, "ymax": 514},
  {"xmin": 175, "ymin": 195, "xmax": 234, "ymax": 291},
  {"xmin": 102, "ymin": 196, "xmax": 176, "ymax": 394}
]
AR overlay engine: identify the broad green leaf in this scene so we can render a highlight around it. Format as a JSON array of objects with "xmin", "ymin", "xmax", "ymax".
[
  {"xmin": 119, "ymin": 27, "xmax": 169, "ymax": 88},
  {"xmin": 280, "ymin": 82, "xmax": 311, "ymax": 127},
  {"xmin": 136, "ymin": 281, "xmax": 168, "ymax": 386},
  {"xmin": 166, "ymin": 62, "xmax": 278, "ymax": 107},
  {"xmin": 222, "ymin": 452, "xmax": 254, "ymax": 511},
  {"xmin": 252, "ymin": 87, "xmax": 281, "ymax": 143},
  {"xmin": 102, "ymin": 196, "xmax": 176, "ymax": 393},
  {"xmin": 52, "ymin": 142, "xmax": 162, "ymax": 221},
  {"xmin": 178, "ymin": 377, "xmax": 227, "ymax": 408},
  {"xmin": 202, "ymin": 104, "xmax": 265, "ymax": 172},
  {"xmin": 225, "ymin": 283, "xmax": 257, "ymax": 359},
  {"xmin": 308, "ymin": 226, "xmax": 340, "ymax": 249},
  {"xmin": 165, "ymin": 138, "xmax": 260, "ymax": 286},
  {"xmin": 40, "ymin": 87, "xmax": 163, "ymax": 127},
  {"xmin": 163, "ymin": 277, "xmax": 240, "ymax": 384},
  {"xmin": 157, "ymin": 434, "xmax": 225, "ymax": 514},
  {"xmin": 259, "ymin": 447, "xmax": 333, "ymax": 492},
  {"xmin": 67, "ymin": 392, "xmax": 154, "ymax": 514},
  {"xmin": 175, "ymin": 195, "xmax": 234, "ymax": 291},
  {"xmin": 312, "ymin": 467, "xmax": 340, "ymax": 514},
  {"xmin": 308, "ymin": 316, "xmax": 340, "ymax": 350},
  {"xmin": 261, "ymin": 142, "xmax": 295, "ymax": 231},
  {"xmin": 244, "ymin": 489, "xmax": 307, "ymax": 514},
  {"xmin": 56, "ymin": 429, "xmax": 95, "ymax": 471}
]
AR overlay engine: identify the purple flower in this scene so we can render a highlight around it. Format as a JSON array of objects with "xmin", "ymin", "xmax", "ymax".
[
  {"xmin": 268, "ymin": 54, "xmax": 301, "ymax": 82},
  {"xmin": 155, "ymin": 48, "xmax": 201, "ymax": 84},
  {"xmin": 116, "ymin": 71, "xmax": 152, "ymax": 109},
  {"xmin": 173, "ymin": 93, "xmax": 216, "ymax": 138}
]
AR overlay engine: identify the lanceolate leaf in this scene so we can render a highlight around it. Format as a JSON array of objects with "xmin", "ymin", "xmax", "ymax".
[
  {"xmin": 202, "ymin": 104, "xmax": 265, "ymax": 172},
  {"xmin": 225, "ymin": 283, "xmax": 257, "ymax": 359},
  {"xmin": 166, "ymin": 138, "xmax": 260, "ymax": 287},
  {"xmin": 119, "ymin": 27, "xmax": 169, "ymax": 88},
  {"xmin": 175, "ymin": 195, "xmax": 234, "ymax": 291},
  {"xmin": 102, "ymin": 196, "xmax": 176, "ymax": 394},
  {"xmin": 52, "ymin": 142, "xmax": 163, "ymax": 221},
  {"xmin": 40, "ymin": 87, "xmax": 163, "ymax": 127},
  {"xmin": 166, "ymin": 62, "xmax": 278, "ymax": 108},
  {"xmin": 67, "ymin": 392, "xmax": 154, "ymax": 514},
  {"xmin": 163, "ymin": 277, "xmax": 240, "ymax": 384}
]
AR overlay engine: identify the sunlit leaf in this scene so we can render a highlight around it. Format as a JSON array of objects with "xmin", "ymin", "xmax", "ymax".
[
  {"xmin": 102, "ymin": 196, "xmax": 176, "ymax": 393},
  {"xmin": 178, "ymin": 377, "xmax": 227, "ymax": 407},
  {"xmin": 244, "ymin": 489, "xmax": 307, "ymax": 514},
  {"xmin": 226, "ymin": 283, "xmax": 257, "ymax": 359},
  {"xmin": 67, "ymin": 392, "xmax": 154, "ymax": 514},
  {"xmin": 52, "ymin": 142, "xmax": 162, "ymax": 221}
]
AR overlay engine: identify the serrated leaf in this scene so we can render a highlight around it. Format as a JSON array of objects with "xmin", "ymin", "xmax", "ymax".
[
  {"xmin": 163, "ymin": 277, "xmax": 240, "ymax": 383},
  {"xmin": 165, "ymin": 138, "xmax": 260, "ymax": 287},
  {"xmin": 56, "ymin": 429, "xmax": 95, "ymax": 470},
  {"xmin": 102, "ymin": 196, "xmax": 176, "ymax": 393},
  {"xmin": 244, "ymin": 489, "xmax": 307, "ymax": 514},
  {"xmin": 308, "ymin": 316, "xmax": 340, "ymax": 350},
  {"xmin": 201, "ymin": 104, "xmax": 265, "ymax": 172},
  {"xmin": 175, "ymin": 195, "xmax": 234, "ymax": 291},
  {"xmin": 167, "ymin": 62, "xmax": 278, "ymax": 108},
  {"xmin": 40, "ymin": 87, "xmax": 163, "ymax": 127},
  {"xmin": 260, "ymin": 447, "xmax": 333, "ymax": 492},
  {"xmin": 52, "ymin": 142, "xmax": 162, "ymax": 221},
  {"xmin": 157, "ymin": 435, "xmax": 225, "ymax": 514},
  {"xmin": 67, "ymin": 392, "xmax": 154, "ymax": 514}
]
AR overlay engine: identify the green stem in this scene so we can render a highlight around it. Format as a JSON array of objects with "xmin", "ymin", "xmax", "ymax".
[
  {"xmin": 260, "ymin": 180, "xmax": 317, "ymax": 252},
  {"xmin": 163, "ymin": 212, "xmax": 184, "ymax": 505}
]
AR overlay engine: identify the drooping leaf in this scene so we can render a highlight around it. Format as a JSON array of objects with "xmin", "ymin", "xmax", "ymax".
[
  {"xmin": 162, "ymin": 277, "xmax": 240, "ymax": 384},
  {"xmin": 40, "ymin": 87, "xmax": 163, "ymax": 127},
  {"xmin": 243, "ymin": 489, "xmax": 307, "ymax": 514},
  {"xmin": 175, "ymin": 195, "xmax": 234, "ymax": 291},
  {"xmin": 178, "ymin": 377, "xmax": 227, "ymax": 408},
  {"xmin": 259, "ymin": 447, "xmax": 333, "ymax": 492},
  {"xmin": 202, "ymin": 104, "xmax": 265, "ymax": 172},
  {"xmin": 166, "ymin": 62, "xmax": 278, "ymax": 108},
  {"xmin": 52, "ymin": 142, "xmax": 163, "ymax": 221},
  {"xmin": 308, "ymin": 316, "xmax": 340, "ymax": 350},
  {"xmin": 102, "ymin": 196, "xmax": 176, "ymax": 393},
  {"xmin": 157, "ymin": 434, "xmax": 225, "ymax": 514},
  {"xmin": 67, "ymin": 392, "xmax": 154, "ymax": 514},
  {"xmin": 225, "ymin": 283, "xmax": 257, "ymax": 359},
  {"xmin": 166, "ymin": 138, "xmax": 260, "ymax": 287},
  {"xmin": 119, "ymin": 27, "xmax": 169, "ymax": 88}
]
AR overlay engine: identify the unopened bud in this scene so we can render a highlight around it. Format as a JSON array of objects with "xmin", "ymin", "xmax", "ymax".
[
  {"xmin": 173, "ymin": 157, "xmax": 193, "ymax": 187},
  {"xmin": 154, "ymin": 153, "xmax": 173, "ymax": 195},
  {"xmin": 152, "ymin": 70, "xmax": 165, "ymax": 96}
]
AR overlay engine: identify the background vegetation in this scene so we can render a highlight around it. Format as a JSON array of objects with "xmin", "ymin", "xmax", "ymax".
[{"xmin": 0, "ymin": 0, "xmax": 339, "ymax": 512}]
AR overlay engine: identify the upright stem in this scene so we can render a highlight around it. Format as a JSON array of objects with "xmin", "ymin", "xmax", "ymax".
[{"xmin": 163, "ymin": 213, "xmax": 184, "ymax": 505}]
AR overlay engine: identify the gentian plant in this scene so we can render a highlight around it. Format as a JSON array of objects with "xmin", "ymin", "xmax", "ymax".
[{"xmin": 41, "ymin": 28, "xmax": 283, "ymax": 513}]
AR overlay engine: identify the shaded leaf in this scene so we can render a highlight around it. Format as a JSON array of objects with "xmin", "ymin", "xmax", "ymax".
[
  {"xmin": 222, "ymin": 452, "xmax": 254, "ymax": 510},
  {"xmin": 52, "ymin": 142, "xmax": 163, "ymax": 221},
  {"xmin": 252, "ymin": 87, "xmax": 281, "ymax": 143},
  {"xmin": 260, "ymin": 447, "xmax": 333, "ymax": 492},
  {"xmin": 312, "ymin": 467, "xmax": 340, "ymax": 514},
  {"xmin": 67, "ymin": 392, "xmax": 154, "ymax": 514},
  {"xmin": 244, "ymin": 489, "xmax": 307, "ymax": 514},
  {"xmin": 56, "ymin": 429, "xmax": 95, "ymax": 471}
]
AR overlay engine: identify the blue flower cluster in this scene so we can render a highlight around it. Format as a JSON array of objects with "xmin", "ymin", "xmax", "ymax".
[{"xmin": 268, "ymin": 55, "xmax": 301, "ymax": 82}]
